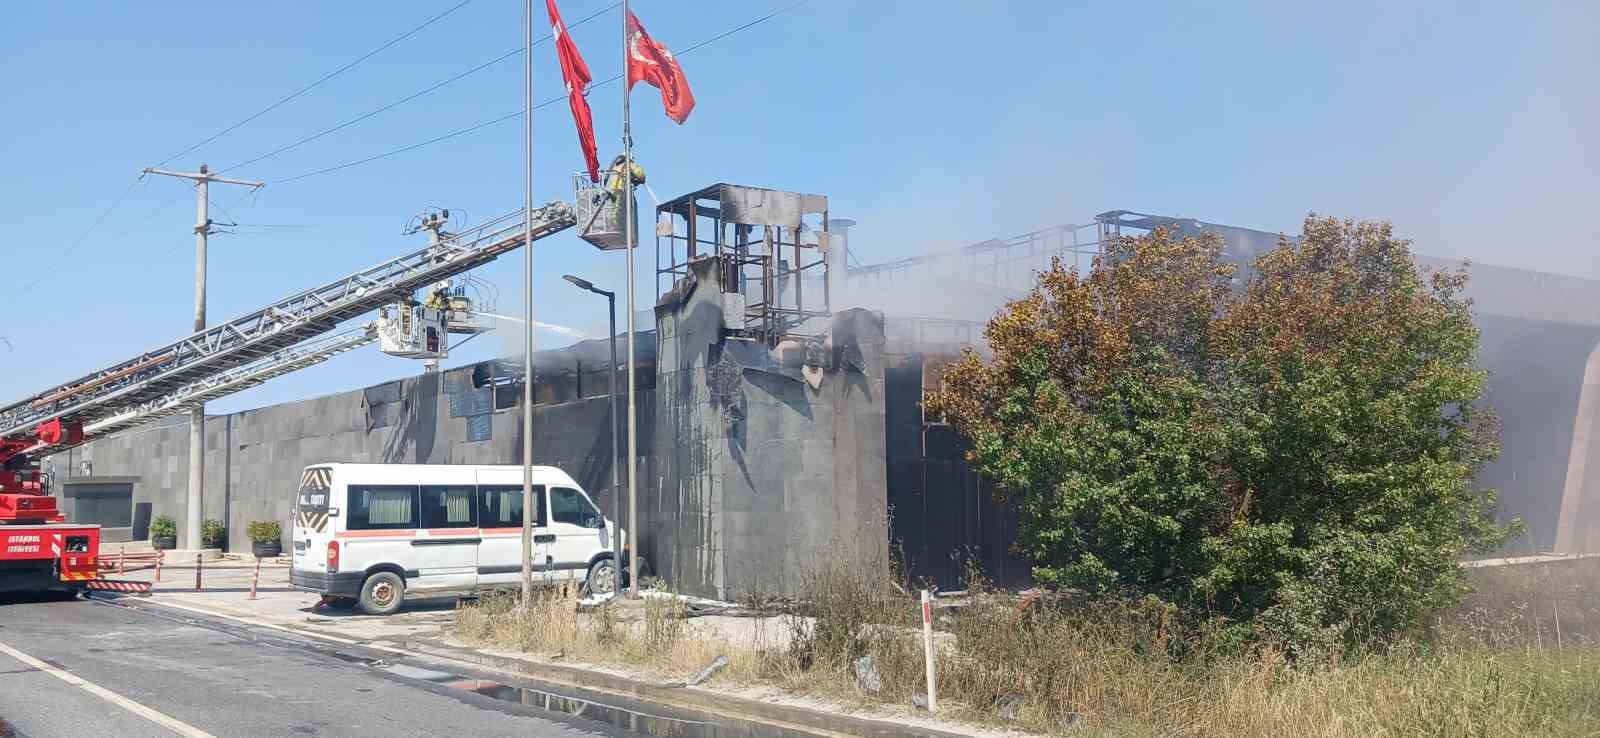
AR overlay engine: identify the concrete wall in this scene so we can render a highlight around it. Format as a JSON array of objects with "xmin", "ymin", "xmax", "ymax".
[
  {"xmin": 651, "ymin": 257, "xmax": 889, "ymax": 599},
  {"xmin": 54, "ymin": 336, "xmax": 657, "ymax": 554},
  {"xmin": 883, "ymin": 343, "xmax": 1031, "ymax": 590},
  {"xmin": 1470, "ymin": 314, "xmax": 1600, "ymax": 553}
]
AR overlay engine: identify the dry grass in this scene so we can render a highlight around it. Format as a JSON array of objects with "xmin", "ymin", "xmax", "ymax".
[
  {"xmin": 451, "ymin": 556, "xmax": 1600, "ymax": 738},
  {"xmin": 453, "ymin": 583, "xmax": 777, "ymax": 683}
]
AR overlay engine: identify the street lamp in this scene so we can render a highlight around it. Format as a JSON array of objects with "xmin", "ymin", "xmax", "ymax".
[{"xmin": 562, "ymin": 273, "xmax": 624, "ymax": 596}]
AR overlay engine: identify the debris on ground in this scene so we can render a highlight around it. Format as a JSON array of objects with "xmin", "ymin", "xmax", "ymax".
[
  {"xmin": 852, "ymin": 655, "xmax": 882, "ymax": 693},
  {"xmin": 576, "ymin": 591, "xmax": 617, "ymax": 611},
  {"xmin": 995, "ymin": 692, "xmax": 1025, "ymax": 719},
  {"xmin": 686, "ymin": 655, "xmax": 729, "ymax": 686}
]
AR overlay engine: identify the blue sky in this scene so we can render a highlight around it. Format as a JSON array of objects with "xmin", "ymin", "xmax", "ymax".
[{"xmin": 2, "ymin": 0, "xmax": 1595, "ymax": 413}]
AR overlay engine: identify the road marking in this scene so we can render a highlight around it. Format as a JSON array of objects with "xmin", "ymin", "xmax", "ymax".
[{"xmin": 0, "ymin": 639, "xmax": 217, "ymax": 738}]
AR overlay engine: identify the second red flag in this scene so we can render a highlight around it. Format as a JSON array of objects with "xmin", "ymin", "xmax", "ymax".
[{"xmin": 626, "ymin": 10, "xmax": 695, "ymax": 125}]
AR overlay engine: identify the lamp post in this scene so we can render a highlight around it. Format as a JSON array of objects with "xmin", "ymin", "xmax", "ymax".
[{"xmin": 563, "ymin": 274, "xmax": 623, "ymax": 596}]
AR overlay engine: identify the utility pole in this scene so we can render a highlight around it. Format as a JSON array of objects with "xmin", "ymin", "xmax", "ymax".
[
  {"xmin": 622, "ymin": 0, "xmax": 639, "ymax": 599},
  {"xmin": 520, "ymin": 0, "xmax": 537, "ymax": 609},
  {"xmin": 143, "ymin": 164, "xmax": 263, "ymax": 551}
]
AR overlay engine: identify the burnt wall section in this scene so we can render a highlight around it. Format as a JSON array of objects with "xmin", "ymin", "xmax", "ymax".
[
  {"xmin": 54, "ymin": 334, "xmax": 656, "ymax": 553},
  {"xmin": 652, "ymin": 257, "xmax": 889, "ymax": 600},
  {"xmin": 884, "ymin": 342, "xmax": 1031, "ymax": 590}
]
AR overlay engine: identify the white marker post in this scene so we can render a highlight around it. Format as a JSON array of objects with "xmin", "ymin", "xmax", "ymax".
[{"xmin": 921, "ymin": 589, "xmax": 938, "ymax": 713}]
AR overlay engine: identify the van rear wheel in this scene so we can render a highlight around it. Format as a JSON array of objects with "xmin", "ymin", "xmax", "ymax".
[{"xmin": 359, "ymin": 572, "xmax": 405, "ymax": 616}]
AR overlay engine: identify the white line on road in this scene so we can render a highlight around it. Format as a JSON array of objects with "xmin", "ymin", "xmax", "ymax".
[{"xmin": 0, "ymin": 639, "xmax": 217, "ymax": 738}]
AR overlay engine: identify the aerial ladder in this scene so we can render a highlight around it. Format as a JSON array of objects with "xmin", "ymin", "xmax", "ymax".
[{"xmin": 0, "ymin": 201, "xmax": 575, "ymax": 595}]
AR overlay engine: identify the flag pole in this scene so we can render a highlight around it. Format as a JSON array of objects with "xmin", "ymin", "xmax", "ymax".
[
  {"xmin": 622, "ymin": 0, "xmax": 640, "ymax": 599},
  {"xmin": 520, "ymin": 0, "xmax": 537, "ymax": 609}
]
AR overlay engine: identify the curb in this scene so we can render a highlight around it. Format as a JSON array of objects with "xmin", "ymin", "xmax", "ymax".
[{"xmin": 398, "ymin": 638, "xmax": 971, "ymax": 738}]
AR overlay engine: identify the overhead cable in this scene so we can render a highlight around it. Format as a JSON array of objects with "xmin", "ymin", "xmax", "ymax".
[
  {"xmin": 155, "ymin": 0, "xmax": 475, "ymax": 167},
  {"xmin": 274, "ymin": 0, "xmax": 808, "ymax": 185},
  {"xmin": 220, "ymin": 2, "xmax": 621, "ymax": 175},
  {"xmin": 12, "ymin": 175, "xmax": 148, "ymax": 295}
]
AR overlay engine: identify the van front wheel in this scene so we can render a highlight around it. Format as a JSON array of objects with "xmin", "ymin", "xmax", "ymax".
[
  {"xmin": 585, "ymin": 557, "xmax": 618, "ymax": 597},
  {"xmin": 359, "ymin": 572, "xmax": 405, "ymax": 616}
]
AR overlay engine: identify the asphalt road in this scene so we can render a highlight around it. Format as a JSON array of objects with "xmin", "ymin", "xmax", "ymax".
[{"xmin": 0, "ymin": 592, "xmax": 634, "ymax": 738}]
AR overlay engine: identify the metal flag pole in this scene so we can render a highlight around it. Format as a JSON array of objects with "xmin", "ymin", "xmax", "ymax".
[
  {"xmin": 521, "ymin": 0, "xmax": 537, "ymax": 608},
  {"xmin": 622, "ymin": 0, "xmax": 639, "ymax": 599}
]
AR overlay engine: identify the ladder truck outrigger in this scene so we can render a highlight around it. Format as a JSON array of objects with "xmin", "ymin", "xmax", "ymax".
[{"xmin": 0, "ymin": 201, "xmax": 576, "ymax": 596}]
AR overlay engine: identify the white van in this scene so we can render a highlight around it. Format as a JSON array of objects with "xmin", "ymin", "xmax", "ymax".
[{"xmin": 288, "ymin": 463, "xmax": 622, "ymax": 615}]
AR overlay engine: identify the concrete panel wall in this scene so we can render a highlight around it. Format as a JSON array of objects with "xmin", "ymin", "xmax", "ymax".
[
  {"xmin": 652, "ymin": 257, "xmax": 889, "ymax": 599},
  {"xmin": 55, "ymin": 337, "xmax": 657, "ymax": 554}
]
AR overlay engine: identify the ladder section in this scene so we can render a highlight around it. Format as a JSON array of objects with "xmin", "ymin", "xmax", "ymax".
[
  {"xmin": 0, "ymin": 202, "xmax": 574, "ymax": 440},
  {"xmin": 72, "ymin": 324, "xmax": 380, "ymax": 449}
]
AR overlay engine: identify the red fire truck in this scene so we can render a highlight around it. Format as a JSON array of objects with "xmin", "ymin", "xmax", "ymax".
[{"xmin": 0, "ymin": 419, "xmax": 99, "ymax": 595}]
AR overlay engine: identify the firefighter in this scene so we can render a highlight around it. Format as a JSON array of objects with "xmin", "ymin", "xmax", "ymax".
[
  {"xmin": 605, "ymin": 153, "xmax": 645, "ymax": 195},
  {"xmin": 423, "ymin": 285, "xmax": 450, "ymax": 311},
  {"xmin": 602, "ymin": 154, "xmax": 646, "ymax": 236}
]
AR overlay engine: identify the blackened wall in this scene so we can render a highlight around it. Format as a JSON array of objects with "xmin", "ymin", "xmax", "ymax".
[
  {"xmin": 651, "ymin": 257, "xmax": 890, "ymax": 599},
  {"xmin": 883, "ymin": 344, "xmax": 1031, "ymax": 590}
]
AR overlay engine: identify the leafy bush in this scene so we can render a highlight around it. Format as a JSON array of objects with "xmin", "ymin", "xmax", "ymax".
[
  {"xmin": 201, "ymin": 518, "xmax": 226, "ymax": 547},
  {"xmin": 149, "ymin": 515, "xmax": 176, "ymax": 539},
  {"xmin": 247, "ymin": 520, "xmax": 281, "ymax": 544},
  {"xmin": 926, "ymin": 216, "xmax": 1519, "ymax": 652}
]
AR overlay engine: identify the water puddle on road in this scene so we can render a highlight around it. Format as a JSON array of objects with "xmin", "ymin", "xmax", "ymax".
[
  {"xmin": 377, "ymin": 663, "xmax": 856, "ymax": 738},
  {"xmin": 448, "ymin": 678, "xmax": 723, "ymax": 737}
]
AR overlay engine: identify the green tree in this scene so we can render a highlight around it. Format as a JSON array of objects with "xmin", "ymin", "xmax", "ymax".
[{"xmin": 926, "ymin": 216, "xmax": 1518, "ymax": 653}]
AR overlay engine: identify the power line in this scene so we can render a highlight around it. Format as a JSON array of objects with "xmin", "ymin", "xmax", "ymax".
[
  {"xmin": 207, "ymin": 197, "xmax": 239, "ymax": 227},
  {"xmin": 156, "ymin": 0, "xmax": 476, "ymax": 167},
  {"xmin": 275, "ymin": 1, "xmax": 808, "ymax": 185},
  {"xmin": 60, "ymin": 176, "xmax": 147, "ymax": 261},
  {"xmin": 219, "ymin": 2, "xmax": 620, "ymax": 175},
  {"xmin": 10, "ymin": 175, "xmax": 150, "ymax": 296}
]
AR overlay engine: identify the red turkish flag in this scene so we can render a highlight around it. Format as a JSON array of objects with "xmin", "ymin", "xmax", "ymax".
[
  {"xmin": 549, "ymin": 0, "xmax": 599, "ymax": 182},
  {"xmin": 626, "ymin": 10, "xmax": 695, "ymax": 125}
]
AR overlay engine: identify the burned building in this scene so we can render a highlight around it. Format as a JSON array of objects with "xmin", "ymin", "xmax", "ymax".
[{"xmin": 52, "ymin": 186, "xmax": 1600, "ymax": 600}]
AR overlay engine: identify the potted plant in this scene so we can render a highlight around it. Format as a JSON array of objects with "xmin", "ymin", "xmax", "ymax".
[
  {"xmin": 248, "ymin": 520, "xmax": 282, "ymax": 558},
  {"xmin": 201, "ymin": 518, "xmax": 227, "ymax": 550},
  {"xmin": 150, "ymin": 515, "xmax": 177, "ymax": 550}
]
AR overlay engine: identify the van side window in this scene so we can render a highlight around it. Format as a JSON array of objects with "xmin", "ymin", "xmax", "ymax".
[
  {"xmin": 348, "ymin": 485, "xmax": 418, "ymax": 530},
  {"xmin": 420, "ymin": 485, "xmax": 477, "ymax": 529},
  {"xmin": 479, "ymin": 484, "xmax": 546, "ymax": 528},
  {"xmin": 550, "ymin": 487, "xmax": 600, "ymax": 528}
]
